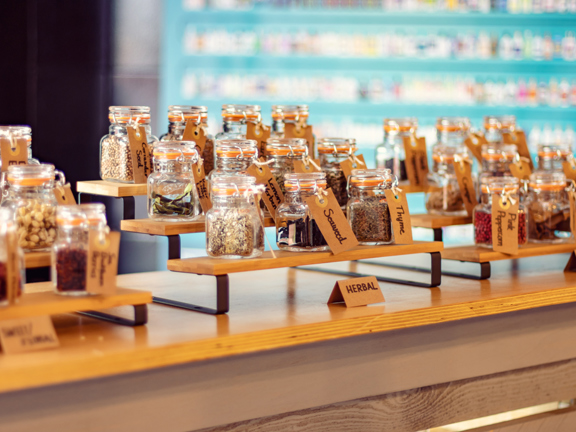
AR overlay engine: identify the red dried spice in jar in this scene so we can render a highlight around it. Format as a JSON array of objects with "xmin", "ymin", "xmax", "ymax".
[{"xmin": 473, "ymin": 176, "xmax": 527, "ymax": 247}]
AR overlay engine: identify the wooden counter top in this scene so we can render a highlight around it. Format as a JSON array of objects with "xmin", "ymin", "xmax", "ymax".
[{"xmin": 1, "ymin": 253, "xmax": 576, "ymax": 394}]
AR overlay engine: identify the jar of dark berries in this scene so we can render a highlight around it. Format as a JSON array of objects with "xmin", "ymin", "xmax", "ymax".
[
  {"xmin": 266, "ymin": 138, "xmax": 308, "ymax": 195},
  {"xmin": 1, "ymin": 164, "xmax": 63, "ymax": 252},
  {"xmin": 0, "ymin": 207, "xmax": 24, "ymax": 306},
  {"xmin": 148, "ymin": 143, "xmax": 200, "ymax": 221},
  {"xmin": 347, "ymin": 168, "xmax": 395, "ymax": 245},
  {"xmin": 206, "ymin": 176, "xmax": 265, "ymax": 259},
  {"xmin": 484, "ymin": 115, "xmax": 517, "ymax": 144},
  {"xmin": 317, "ymin": 138, "xmax": 357, "ymax": 208},
  {"xmin": 536, "ymin": 143, "xmax": 572, "ymax": 172},
  {"xmin": 526, "ymin": 171, "xmax": 572, "ymax": 243},
  {"xmin": 375, "ymin": 118, "xmax": 418, "ymax": 184},
  {"xmin": 0, "ymin": 125, "xmax": 39, "ymax": 170},
  {"xmin": 100, "ymin": 106, "xmax": 158, "ymax": 183},
  {"xmin": 209, "ymin": 139, "xmax": 259, "ymax": 184},
  {"xmin": 276, "ymin": 172, "xmax": 329, "ymax": 252},
  {"xmin": 473, "ymin": 176, "xmax": 527, "ymax": 248},
  {"xmin": 160, "ymin": 105, "xmax": 215, "ymax": 175},
  {"xmin": 52, "ymin": 205, "xmax": 90, "ymax": 296},
  {"xmin": 216, "ymin": 104, "xmax": 261, "ymax": 140},
  {"xmin": 478, "ymin": 144, "xmax": 518, "ymax": 187}
]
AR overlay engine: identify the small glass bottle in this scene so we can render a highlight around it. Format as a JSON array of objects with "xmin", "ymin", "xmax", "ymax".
[
  {"xmin": 0, "ymin": 207, "xmax": 25, "ymax": 306},
  {"xmin": 426, "ymin": 145, "xmax": 470, "ymax": 216},
  {"xmin": 0, "ymin": 125, "xmax": 38, "ymax": 169},
  {"xmin": 52, "ymin": 205, "xmax": 90, "ymax": 296},
  {"xmin": 215, "ymin": 104, "xmax": 261, "ymax": 140},
  {"xmin": 1, "ymin": 164, "xmax": 63, "ymax": 251},
  {"xmin": 375, "ymin": 117, "xmax": 418, "ymax": 183},
  {"xmin": 147, "ymin": 143, "xmax": 200, "ymax": 221},
  {"xmin": 209, "ymin": 139, "xmax": 258, "ymax": 183},
  {"xmin": 473, "ymin": 176, "xmax": 528, "ymax": 248},
  {"xmin": 536, "ymin": 143, "xmax": 572, "ymax": 171},
  {"xmin": 483, "ymin": 115, "xmax": 517, "ymax": 144},
  {"xmin": 100, "ymin": 106, "xmax": 159, "ymax": 183},
  {"xmin": 317, "ymin": 138, "xmax": 357, "ymax": 208},
  {"xmin": 206, "ymin": 176, "xmax": 265, "ymax": 259},
  {"xmin": 526, "ymin": 171, "xmax": 572, "ymax": 243},
  {"xmin": 478, "ymin": 144, "xmax": 518, "ymax": 186},
  {"xmin": 159, "ymin": 105, "xmax": 215, "ymax": 175},
  {"xmin": 276, "ymin": 172, "xmax": 329, "ymax": 252},
  {"xmin": 347, "ymin": 169, "xmax": 395, "ymax": 245},
  {"xmin": 266, "ymin": 138, "xmax": 308, "ymax": 195},
  {"xmin": 271, "ymin": 104, "xmax": 310, "ymax": 139}
]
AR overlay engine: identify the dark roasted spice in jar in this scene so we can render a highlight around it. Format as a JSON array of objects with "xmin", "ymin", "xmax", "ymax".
[
  {"xmin": 56, "ymin": 249, "xmax": 87, "ymax": 292},
  {"xmin": 318, "ymin": 138, "xmax": 357, "ymax": 208}
]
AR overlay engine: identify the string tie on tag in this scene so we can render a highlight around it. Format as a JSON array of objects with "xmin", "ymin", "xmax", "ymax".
[
  {"xmin": 566, "ymin": 179, "xmax": 576, "ymax": 193},
  {"xmin": 315, "ymin": 187, "xmax": 328, "ymax": 204},
  {"xmin": 501, "ymin": 188, "xmax": 517, "ymax": 206},
  {"xmin": 254, "ymin": 159, "xmax": 274, "ymax": 167},
  {"xmin": 391, "ymin": 185, "xmax": 402, "ymax": 200},
  {"xmin": 130, "ymin": 115, "xmax": 142, "ymax": 138},
  {"xmin": 453, "ymin": 154, "xmax": 471, "ymax": 165},
  {"xmin": 347, "ymin": 148, "xmax": 365, "ymax": 167},
  {"xmin": 302, "ymin": 155, "xmax": 321, "ymax": 171},
  {"xmin": 8, "ymin": 132, "xmax": 16, "ymax": 151}
]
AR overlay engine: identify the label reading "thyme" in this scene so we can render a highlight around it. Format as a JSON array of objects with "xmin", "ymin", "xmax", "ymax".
[
  {"xmin": 491, "ymin": 196, "xmax": 519, "ymax": 255},
  {"xmin": 384, "ymin": 189, "xmax": 413, "ymax": 245},
  {"xmin": 327, "ymin": 276, "xmax": 384, "ymax": 308}
]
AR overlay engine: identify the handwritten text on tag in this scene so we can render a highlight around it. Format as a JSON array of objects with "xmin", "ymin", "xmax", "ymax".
[
  {"xmin": 491, "ymin": 195, "xmax": 519, "ymax": 255},
  {"xmin": 384, "ymin": 189, "xmax": 413, "ymax": 244},
  {"xmin": 0, "ymin": 316, "xmax": 59, "ymax": 355},
  {"xmin": 247, "ymin": 161, "xmax": 284, "ymax": 220},
  {"xmin": 453, "ymin": 160, "xmax": 477, "ymax": 217},
  {"xmin": 327, "ymin": 276, "xmax": 384, "ymax": 308},
  {"xmin": 86, "ymin": 231, "xmax": 121, "ymax": 295},
  {"xmin": 127, "ymin": 125, "xmax": 151, "ymax": 184},
  {"xmin": 191, "ymin": 162, "xmax": 212, "ymax": 213},
  {"xmin": 403, "ymin": 136, "xmax": 428, "ymax": 188},
  {"xmin": 0, "ymin": 138, "xmax": 28, "ymax": 172}
]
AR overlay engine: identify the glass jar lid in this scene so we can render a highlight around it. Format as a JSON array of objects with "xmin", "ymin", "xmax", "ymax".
[
  {"xmin": 56, "ymin": 205, "xmax": 88, "ymax": 227},
  {"xmin": 480, "ymin": 176, "xmax": 519, "ymax": 194},
  {"xmin": 271, "ymin": 105, "xmax": 309, "ymax": 122},
  {"xmin": 529, "ymin": 171, "xmax": 567, "ymax": 191},
  {"xmin": 484, "ymin": 115, "xmax": 517, "ymax": 131},
  {"xmin": 537, "ymin": 143, "xmax": 572, "ymax": 158},
  {"xmin": 481, "ymin": 144, "xmax": 518, "ymax": 161},
  {"xmin": 383, "ymin": 118, "xmax": 418, "ymax": 133},
  {"xmin": 0, "ymin": 125, "xmax": 32, "ymax": 137},
  {"xmin": 211, "ymin": 175, "xmax": 261, "ymax": 196},
  {"xmin": 221, "ymin": 104, "xmax": 261, "ymax": 123},
  {"xmin": 79, "ymin": 203, "xmax": 107, "ymax": 228},
  {"xmin": 349, "ymin": 168, "xmax": 394, "ymax": 188},
  {"xmin": 284, "ymin": 172, "xmax": 327, "ymax": 191},
  {"xmin": 108, "ymin": 106, "xmax": 151, "ymax": 124},
  {"xmin": 317, "ymin": 138, "xmax": 357, "ymax": 155},
  {"xmin": 266, "ymin": 138, "xmax": 308, "ymax": 156},
  {"xmin": 167, "ymin": 105, "xmax": 208, "ymax": 123},
  {"xmin": 215, "ymin": 139, "xmax": 258, "ymax": 159},
  {"xmin": 153, "ymin": 143, "xmax": 199, "ymax": 161},
  {"xmin": 436, "ymin": 117, "xmax": 471, "ymax": 132},
  {"xmin": 6, "ymin": 164, "xmax": 62, "ymax": 187},
  {"xmin": 432, "ymin": 145, "xmax": 469, "ymax": 163}
]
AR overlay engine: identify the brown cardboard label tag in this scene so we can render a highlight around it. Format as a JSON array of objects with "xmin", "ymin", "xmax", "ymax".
[
  {"xmin": 384, "ymin": 189, "xmax": 413, "ymax": 245},
  {"xmin": 327, "ymin": 276, "xmax": 384, "ymax": 308},
  {"xmin": 182, "ymin": 121, "xmax": 207, "ymax": 154},
  {"xmin": 340, "ymin": 154, "xmax": 366, "ymax": 180},
  {"xmin": 569, "ymin": 191, "xmax": 576, "ymax": 239},
  {"xmin": 0, "ymin": 316, "xmax": 59, "ymax": 354},
  {"xmin": 464, "ymin": 133, "xmax": 486, "ymax": 163},
  {"xmin": 5, "ymin": 229, "xmax": 21, "ymax": 304},
  {"xmin": 403, "ymin": 136, "xmax": 428, "ymax": 188},
  {"xmin": 491, "ymin": 195, "xmax": 519, "ymax": 255},
  {"xmin": 563, "ymin": 160, "xmax": 576, "ymax": 182},
  {"xmin": 284, "ymin": 123, "xmax": 315, "ymax": 156},
  {"xmin": 503, "ymin": 131, "xmax": 533, "ymax": 170},
  {"xmin": 0, "ymin": 138, "xmax": 28, "ymax": 172},
  {"xmin": 127, "ymin": 125, "xmax": 151, "ymax": 184},
  {"xmin": 509, "ymin": 160, "xmax": 532, "ymax": 181},
  {"xmin": 246, "ymin": 122, "xmax": 271, "ymax": 157},
  {"xmin": 191, "ymin": 162, "xmax": 212, "ymax": 213},
  {"xmin": 53, "ymin": 184, "xmax": 77, "ymax": 205},
  {"xmin": 304, "ymin": 188, "xmax": 358, "ymax": 254},
  {"xmin": 453, "ymin": 159, "xmax": 477, "ymax": 217},
  {"xmin": 86, "ymin": 230, "xmax": 120, "ymax": 295},
  {"xmin": 293, "ymin": 157, "xmax": 321, "ymax": 174},
  {"xmin": 247, "ymin": 160, "xmax": 284, "ymax": 220}
]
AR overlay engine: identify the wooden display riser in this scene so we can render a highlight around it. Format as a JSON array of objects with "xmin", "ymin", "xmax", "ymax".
[
  {"xmin": 25, "ymin": 252, "xmax": 51, "ymax": 269},
  {"xmin": 442, "ymin": 242, "xmax": 576, "ymax": 280},
  {"xmin": 412, "ymin": 213, "xmax": 472, "ymax": 241},
  {"xmin": 76, "ymin": 180, "xmax": 146, "ymax": 220},
  {"xmin": 163, "ymin": 242, "xmax": 443, "ymax": 315},
  {"xmin": 0, "ymin": 287, "xmax": 152, "ymax": 326}
]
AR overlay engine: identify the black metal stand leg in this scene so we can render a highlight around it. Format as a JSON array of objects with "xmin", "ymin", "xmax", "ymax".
[
  {"xmin": 153, "ymin": 274, "xmax": 230, "ymax": 315},
  {"xmin": 77, "ymin": 304, "xmax": 148, "ymax": 326},
  {"xmin": 78, "ymin": 192, "xmax": 92, "ymax": 204},
  {"xmin": 297, "ymin": 252, "xmax": 442, "ymax": 288},
  {"xmin": 441, "ymin": 261, "xmax": 491, "ymax": 280},
  {"xmin": 167, "ymin": 235, "xmax": 181, "ymax": 260},
  {"xmin": 119, "ymin": 196, "xmax": 136, "ymax": 220},
  {"xmin": 433, "ymin": 228, "xmax": 443, "ymax": 242},
  {"xmin": 26, "ymin": 266, "xmax": 51, "ymax": 283},
  {"xmin": 565, "ymin": 252, "xmax": 576, "ymax": 272}
]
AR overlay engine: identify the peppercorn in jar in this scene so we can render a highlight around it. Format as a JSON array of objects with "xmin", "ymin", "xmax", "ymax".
[
  {"xmin": 347, "ymin": 169, "xmax": 395, "ymax": 245},
  {"xmin": 0, "ymin": 207, "xmax": 25, "ymax": 306},
  {"xmin": 276, "ymin": 172, "xmax": 329, "ymax": 252},
  {"xmin": 317, "ymin": 138, "xmax": 357, "ymax": 208},
  {"xmin": 375, "ymin": 118, "xmax": 418, "ymax": 183},
  {"xmin": 266, "ymin": 138, "xmax": 308, "ymax": 195}
]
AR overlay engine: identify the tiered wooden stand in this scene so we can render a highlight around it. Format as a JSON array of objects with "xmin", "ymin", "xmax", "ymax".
[
  {"xmin": 411, "ymin": 214, "xmax": 472, "ymax": 241},
  {"xmin": 165, "ymin": 241, "xmax": 443, "ymax": 315},
  {"xmin": 24, "ymin": 252, "xmax": 51, "ymax": 269},
  {"xmin": 77, "ymin": 180, "xmax": 147, "ymax": 219},
  {"xmin": 1, "ymin": 288, "xmax": 152, "ymax": 326},
  {"xmin": 442, "ymin": 242, "xmax": 576, "ymax": 280}
]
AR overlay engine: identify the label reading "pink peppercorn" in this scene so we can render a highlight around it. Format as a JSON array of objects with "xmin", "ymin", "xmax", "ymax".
[{"xmin": 491, "ymin": 196, "xmax": 519, "ymax": 255}]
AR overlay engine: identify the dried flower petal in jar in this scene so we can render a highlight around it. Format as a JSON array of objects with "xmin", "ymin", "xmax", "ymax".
[
  {"xmin": 0, "ymin": 208, "xmax": 25, "ymax": 305},
  {"xmin": 526, "ymin": 171, "xmax": 572, "ymax": 243},
  {"xmin": 473, "ymin": 176, "xmax": 527, "ymax": 248},
  {"xmin": 347, "ymin": 169, "xmax": 395, "ymax": 245},
  {"xmin": 376, "ymin": 117, "xmax": 418, "ymax": 183},
  {"xmin": 206, "ymin": 176, "xmax": 265, "ymax": 259},
  {"xmin": 276, "ymin": 172, "xmax": 329, "ymax": 252},
  {"xmin": 266, "ymin": 138, "xmax": 308, "ymax": 195},
  {"xmin": 536, "ymin": 143, "xmax": 573, "ymax": 172},
  {"xmin": 426, "ymin": 145, "xmax": 469, "ymax": 216},
  {"xmin": 318, "ymin": 138, "xmax": 357, "ymax": 208}
]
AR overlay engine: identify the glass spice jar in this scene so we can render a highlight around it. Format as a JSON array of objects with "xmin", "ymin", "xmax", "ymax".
[
  {"xmin": 0, "ymin": 207, "xmax": 25, "ymax": 306},
  {"xmin": 100, "ymin": 106, "xmax": 159, "ymax": 183},
  {"xmin": 79, "ymin": 203, "xmax": 107, "ymax": 230},
  {"xmin": 473, "ymin": 176, "xmax": 528, "ymax": 248},
  {"xmin": 526, "ymin": 171, "xmax": 572, "ymax": 243},
  {"xmin": 0, "ymin": 125, "xmax": 39, "ymax": 169},
  {"xmin": 484, "ymin": 115, "xmax": 517, "ymax": 144},
  {"xmin": 271, "ymin": 105, "xmax": 310, "ymax": 139},
  {"xmin": 215, "ymin": 104, "xmax": 261, "ymax": 140},
  {"xmin": 209, "ymin": 139, "xmax": 259, "ymax": 183},
  {"xmin": 347, "ymin": 169, "xmax": 395, "ymax": 245},
  {"xmin": 478, "ymin": 144, "xmax": 518, "ymax": 187},
  {"xmin": 1, "ymin": 164, "xmax": 62, "ymax": 252},
  {"xmin": 276, "ymin": 172, "xmax": 329, "ymax": 252},
  {"xmin": 426, "ymin": 145, "xmax": 470, "ymax": 216},
  {"xmin": 159, "ymin": 105, "xmax": 215, "ymax": 175},
  {"xmin": 266, "ymin": 138, "xmax": 308, "ymax": 195},
  {"xmin": 148, "ymin": 144, "xmax": 200, "ymax": 221},
  {"xmin": 375, "ymin": 117, "xmax": 418, "ymax": 183},
  {"xmin": 536, "ymin": 143, "xmax": 573, "ymax": 172},
  {"xmin": 317, "ymin": 138, "xmax": 357, "ymax": 208},
  {"xmin": 206, "ymin": 176, "xmax": 265, "ymax": 259},
  {"xmin": 52, "ymin": 205, "xmax": 90, "ymax": 296}
]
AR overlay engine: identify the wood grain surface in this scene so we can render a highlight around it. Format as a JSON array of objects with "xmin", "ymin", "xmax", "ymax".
[
  {"xmin": 469, "ymin": 407, "xmax": 576, "ymax": 432},
  {"xmin": 168, "ymin": 241, "xmax": 444, "ymax": 275},
  {"xmin": 442, "ymin": 242, "xmax": 576, "ymax": 263},
  {"xmin": 411, "ymin": 213, "xmax": 472, "ymax": 229},
  {"xmin": 24, "ymin": 252, "xmax": 50, "ymax": 269},
  {"xmin": 76, "ymin": 180, "xmax": 147, "ymax": 197}
]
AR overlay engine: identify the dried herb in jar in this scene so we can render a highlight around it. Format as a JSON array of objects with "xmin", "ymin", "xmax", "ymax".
[
  {"xmin": 349, "ymin": 196, "xmax": 392, "ymax": 243},
  {"xmin": 207, "ymin": 209, "xmax": 256, "ymax": 257},
  {"xmin": 151, "ymin": 183, "xmax": 196, "ymax": 216},
  {"xmin": 474, "ymin": 211, "xmax": 527, "ymax": 245},
  {"xmin": 277, "ymin": 216, "xmax": 328, "ymax": 248},
  {"xmin": 326, "ymin": 170, "xmax": 347, "ymax": 207},
  {"xmin": 385, "ymin": 159, "xmax": 407, "ymax": 182},
  {"xmin": 425, "ymin": 189, "xmax": 464, "ymax": 213},
  {"xmin": 56, "ymin": 249, "xmax": 87, "ymax": 292}
]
